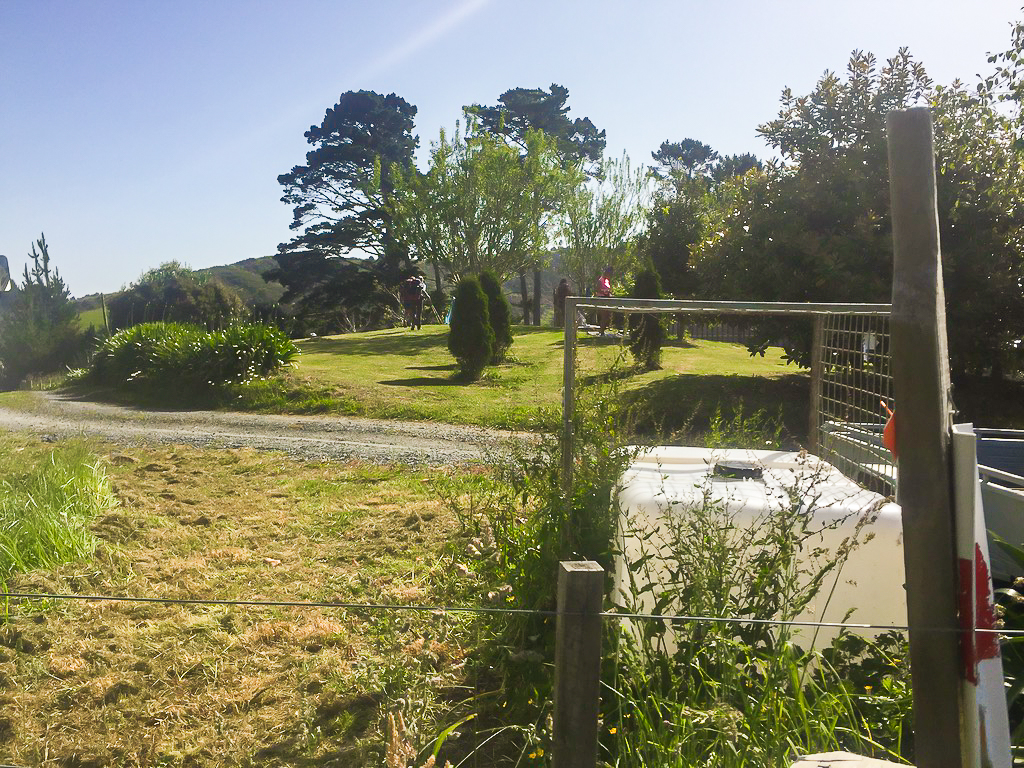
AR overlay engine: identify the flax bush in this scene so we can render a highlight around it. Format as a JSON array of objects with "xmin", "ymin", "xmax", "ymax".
[{"xmin": 83, "ymin": 321, "xmax": 298, "ymax": 393}]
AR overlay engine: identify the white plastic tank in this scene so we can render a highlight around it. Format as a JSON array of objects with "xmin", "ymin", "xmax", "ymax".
[{"xmin": 614, "ymin": 446, "xmax": 906, "ymax": 647}]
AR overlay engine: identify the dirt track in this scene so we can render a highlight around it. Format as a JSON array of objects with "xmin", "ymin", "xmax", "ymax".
[{"xmin": 0, "ymin": 391, "xmax": 521, "ymax": 465}]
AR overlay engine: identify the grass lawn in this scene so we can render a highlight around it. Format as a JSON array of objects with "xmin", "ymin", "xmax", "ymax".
[
  {"xmin": 285, "ymin": 323, "xmax": 810, "ymax": 440},
  {"xmin": 77, "ymin": 306, "xmax": 107, "ymax": 331}
]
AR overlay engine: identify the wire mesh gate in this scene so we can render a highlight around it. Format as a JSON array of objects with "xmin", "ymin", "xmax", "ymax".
[
  {"xmin": 560, "ymin": 297, "xmax": 894, "ymax": 494},
  {"xmin": 810, "ymin": 312, "xmax": 895, "ymax": 495}
]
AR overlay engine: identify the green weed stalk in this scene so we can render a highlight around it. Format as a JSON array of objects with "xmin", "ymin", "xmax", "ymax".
[{"xmin": 0, "ymin": 441, "xmax": 115, "ymax": 592}]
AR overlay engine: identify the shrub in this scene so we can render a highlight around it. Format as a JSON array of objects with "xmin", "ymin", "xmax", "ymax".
[
  {"xmin": 107, "ymin": 261, "xmax": 248, "ymax": 331},
  {"xmin": 477, "ymin": 271, "xmax": 513, "ymax": 362},
  {"xmin": 627, "ymin": 264, "xmax": 665, "ymax": 370},
  {"xmin": 447, "ymin": 278, "xmax": 494, "ymax": 380},
  {"xmin": 85, "ymin": 322, "xmax": 298, "ymax": 393}
]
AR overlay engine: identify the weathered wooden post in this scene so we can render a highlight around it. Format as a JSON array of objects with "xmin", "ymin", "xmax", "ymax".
[
  {"xmin": 553, "ymin": 561, "xmax": 604, "ymax": 768},
  {"xmin": 886, "ymin": 106, "xmax": 965, "ymax": 767}
]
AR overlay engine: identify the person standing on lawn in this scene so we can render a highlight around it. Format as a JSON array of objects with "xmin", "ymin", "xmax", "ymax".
[{"xmin": 400, "ymin": 274, "xmax": 428, "ymax": 330}]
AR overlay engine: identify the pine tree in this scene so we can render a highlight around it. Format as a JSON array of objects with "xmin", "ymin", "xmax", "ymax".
[
  {"xmin": 478, "ymin": 270, "xmax": 513, "ymax": 362},
  {"xmin": 447, "ymin": 277, "xmax": 494, "ymax": 380},
  {"xmin": 0, "ymin": 234, "xmax": 83, "ymax": 388}
]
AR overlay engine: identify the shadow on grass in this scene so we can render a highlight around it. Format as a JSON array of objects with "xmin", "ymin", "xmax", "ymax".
[
  {"xmin": 619, "ymin": 372, "xmax": 810, "ymax": 446},
  {"xmin": 407, "ymin": 363, "xmax": 459, "ymax": 372},
  {"xmin": 579, "ymin": 367, "xmax": 639, "ymax": 386},
  {"xmin": 547, "ymin": 333, "xmax": 699, "ymax": 349},
  {"xmin": 304, "ymin": 328, "xmax": 449, "ymax": 357},
  {"xmin": 379, "ymin": 376, "xmax": 463, "ymax": 387}
]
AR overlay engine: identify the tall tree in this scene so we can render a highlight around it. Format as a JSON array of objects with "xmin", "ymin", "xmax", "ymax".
[
  {"xmin": 651, "ymin": 139, "xmax": 720, "ymax": 182},
  {"xmin": 712, "ymin": 153, "xmax": 762, "ymax": 182},
  {"xmin": 390, "ymin": 121, "xmax": 575, "ymax": 284},
  {"xmin": 642, "ymin": 141, "xmax": 759, "ymax": 298},
  {"xmin": 557, "ymin": 152, "xmax": 648, "ymax": 295},
  {"xmin": 694, "ymin": 48, "xmax": 1024, "ymax": 375},
  {"xmin": 467, "ymin": 84, "xmax": 606, "ymax": 172},
  {"xmin": 469, "ymin": 84, "xmax": 606, "ymax": 321},
  {"xmin": 271, "ymin": 91, "xmax": 418, "ymax": 331}
]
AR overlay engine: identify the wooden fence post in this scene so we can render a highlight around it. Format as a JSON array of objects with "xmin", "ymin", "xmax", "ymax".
[
  {"xmin": 553, "ymin": 561, "xmax": 604, "ymax": 768},
  {"xmin": 886, "ymin": 106, "xmax": 965, "ymax": 767}
]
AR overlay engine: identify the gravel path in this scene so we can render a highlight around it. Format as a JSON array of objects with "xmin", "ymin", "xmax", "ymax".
[{"xmin": 0, "ymin": 391, "xmax": 525, "ymax": 465}]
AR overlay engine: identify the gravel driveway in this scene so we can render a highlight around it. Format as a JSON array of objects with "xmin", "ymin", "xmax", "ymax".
[{"xmin": 0, "ymin": 391, "xmax": 524, "ymax": 465}]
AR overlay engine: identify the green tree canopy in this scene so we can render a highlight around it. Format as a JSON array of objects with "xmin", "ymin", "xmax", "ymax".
[
  {"xmin": 272, "ymin": 91, "xmax": 418, "ymax": 330},
  {"xmin": 694, "ymin": 48, "xmax": 1024, "ymax": 375},
  {"xmin": 651, "ymin": 139, "xmax": 720, "ymax": 182},
  {"xmin": 107, "ymin": 261, "xmax": 248, "ymax": 331},
  {"xmin": 390, "ymin": 121, "xmax": 577, "ymax": 284},
  {"xmin": 467, "ymin": 84, "xmax": 606, "ymax": 172},
  {"xmin": 641, "ymin": 140, "xmax": 759, "ymax": 298},
  {"xmin": 557, "ymin": 152, "xmax": 649, "ymax": 295}
]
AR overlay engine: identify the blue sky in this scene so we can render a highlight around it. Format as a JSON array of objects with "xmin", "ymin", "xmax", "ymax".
[{"xmin": 2, "ymin": 0, "xmax": 1021, "ymax": 297}]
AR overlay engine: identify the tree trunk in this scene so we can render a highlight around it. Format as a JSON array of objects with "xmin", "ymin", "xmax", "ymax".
[
  {"xmin": 431, "ymin": 258, "xmax": 444, "ymax": 308},
  {"xmin": 519, "ymin": 271, "xmax": 529, "ymax": 324},
  {"xmin": 533, "ymin": 268, "xmax": 542, "ymax": 326}
]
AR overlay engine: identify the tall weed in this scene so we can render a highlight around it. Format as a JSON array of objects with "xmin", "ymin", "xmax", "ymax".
[
  {"xmin": 438, "ymin": 353, "xmax": 910, "ymax": 765},
  {"xmin": 0, "ymin": 441, "xmax": 115, "ymax": 589},
  {"xmin": 608, "ymin": 462, "xmax": 911, "ymax": 766},
  {"xmin": 435, "ymin": 368, "xmax": 640, "ymax": 759}
]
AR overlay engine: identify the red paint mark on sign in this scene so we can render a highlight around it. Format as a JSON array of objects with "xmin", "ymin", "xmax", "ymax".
[{"xmin": 958, "ymin": 544, "xmax": 1000, "ymax": 684}]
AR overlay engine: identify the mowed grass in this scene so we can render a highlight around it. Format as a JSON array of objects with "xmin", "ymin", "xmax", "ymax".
[
  {"xmin": 285, "ymin": 324, "xmax": 809, "ymax": 437},
  {"xmin": 0, "ymin": 433, "xmax": 479, "ymax": 767}
]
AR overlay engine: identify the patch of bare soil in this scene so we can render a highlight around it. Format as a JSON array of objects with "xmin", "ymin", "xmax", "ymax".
[{"xmin": 0, "ymin": 443, "xmax": 481, "ymax": 768}]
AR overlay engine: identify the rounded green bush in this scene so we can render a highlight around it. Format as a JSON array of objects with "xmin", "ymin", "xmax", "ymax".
[
  {"xmin": 628, "ymin": 265, "xmax": 665, "ymax": 370},
  {"xmin": 448, "ymin": 277, "xmax": 494, "ymax": 380},
  {"xmin": 478, "ymin": 270, "xmax": 513, "ymax": 363}
]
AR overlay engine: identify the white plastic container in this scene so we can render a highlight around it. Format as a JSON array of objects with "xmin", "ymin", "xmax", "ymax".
[{"xmin": 614, "ymin": 446, "xmax": 906, "ymax": 647}]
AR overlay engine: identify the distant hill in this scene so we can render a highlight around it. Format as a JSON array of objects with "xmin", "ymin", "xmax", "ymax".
[
  {"xmin": 75, "ymin": 256, "xmax": 285, "ymax": 312},
  {"xmin": 198, "ymin": 256, "xmax": 285, "ymax": 306}
]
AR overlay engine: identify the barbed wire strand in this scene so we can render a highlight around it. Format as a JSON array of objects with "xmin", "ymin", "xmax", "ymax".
[{"xmin": 4, "ymin": 590, "xmax": 1023, "ymax": 636}]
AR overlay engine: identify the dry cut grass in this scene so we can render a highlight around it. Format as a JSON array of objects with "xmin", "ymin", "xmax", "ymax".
[{"xmin": 0, "ymin": 434, "xmax": 480, "ymax": 768}]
